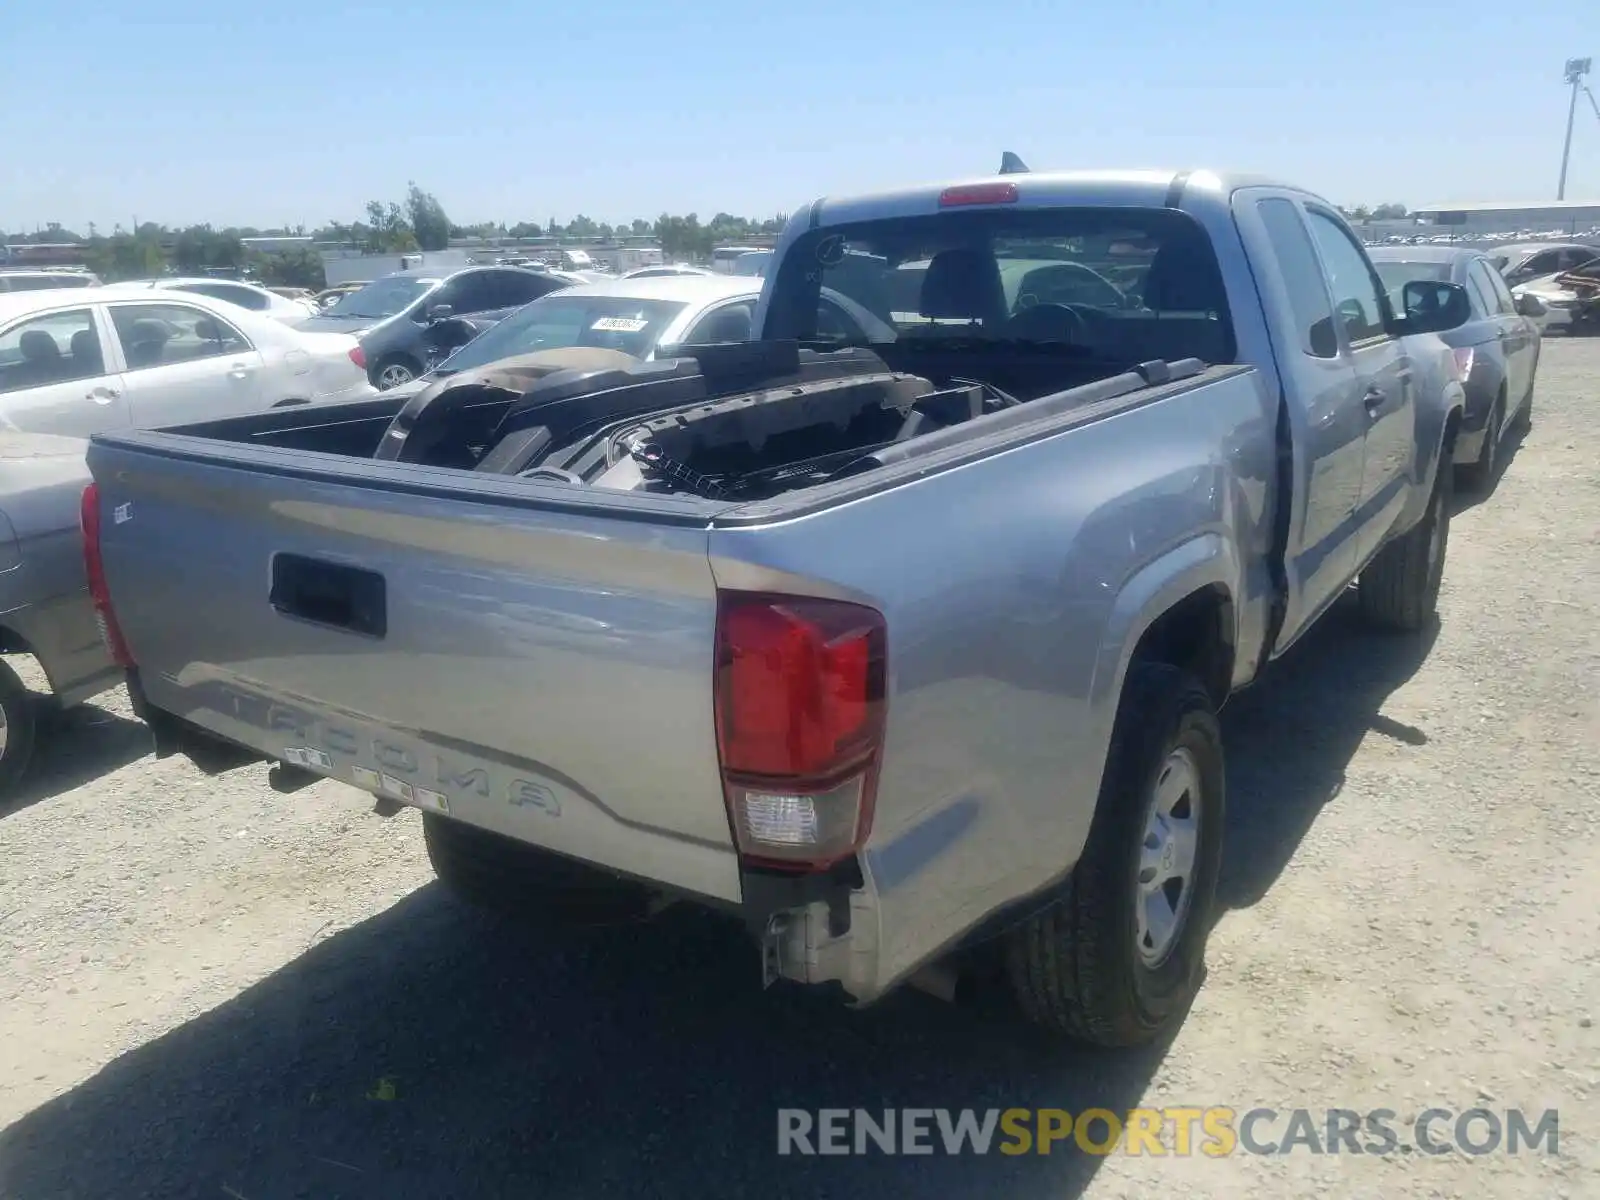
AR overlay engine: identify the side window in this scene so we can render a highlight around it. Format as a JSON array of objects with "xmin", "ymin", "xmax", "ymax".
[
  {"xmin": 683, "ymin": 301, "xmax": 754, "ymax": 345},
  {"xmin": 1519, "ymin": 251, "xmax": 1559, "ymax": 280},
  {"xmin": 1462, "ymin": 268, "xmax": 1495, "ymax": 318},
  {"xmin": 0, "ymin": 309, "xmax": 105, "ymax": 393},
  {"xmin": 1255, "ymin": 198, "xmax": 1338, "ymax": 358},
  {"xmin": 489, "ymin": 271, "xmax": 559, "ymax": 308},
  {"xmin": 1305, "ymin": 210, "xmax": 1390, "ymax": 345},
  {"xmin": 441, "ymin": 273, "xmax": 497, "ymax": 314},
  {"xmin": 109, "ymin": 303, "xmax": 251, "ymax": 371},
  {"xmin": 1471, "ymin": 261, "xmax": 1514, "ymax": 316},
  {"xmin": 1559, "ymin": 248, "xmax": 1593, "ymax": 271}
]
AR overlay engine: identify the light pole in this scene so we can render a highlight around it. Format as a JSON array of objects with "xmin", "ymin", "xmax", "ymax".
[{"xmin": 1557, "ymin": 57, "xmax": 1591, "ymax": 200}]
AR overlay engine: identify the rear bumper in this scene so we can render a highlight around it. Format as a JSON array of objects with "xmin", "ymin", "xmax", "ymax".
[{"xmin": 129, "ymin": 666, "xmax": 744, "ymax": 906}]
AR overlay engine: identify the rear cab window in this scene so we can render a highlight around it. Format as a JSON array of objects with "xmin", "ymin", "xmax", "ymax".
[{"xmin": 763, "ymin": 205, "xmax": 1236, "ymax": 370}]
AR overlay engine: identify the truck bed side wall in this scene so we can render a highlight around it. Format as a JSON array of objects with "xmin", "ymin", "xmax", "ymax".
[{"xmin": 707, "ymin": 368, "xmax": 1277, "ymax": 991}]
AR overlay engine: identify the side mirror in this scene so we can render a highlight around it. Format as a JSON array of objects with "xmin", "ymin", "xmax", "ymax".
[
  {"xmin": 1396, "ymin": 280, "xmax": 1471, "ymax": 335},
  {"xmin": 426, "ymin": 303, "xmax": 454, "ymax": 323},
  {"xmin": 1514, "ymin": 292, "xmax": 1547, "ymax": 319}
]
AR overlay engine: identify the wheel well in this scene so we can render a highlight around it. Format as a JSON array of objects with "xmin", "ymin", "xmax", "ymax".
[
  {"xmin": 1442, "ymin": 407, "xmax": 1462, "ymax": 458},
  {"xmin": 1131, "ymin": 585, "xmax": 1234, "ymax": 707},
  {"xmin": 0, "ymin": 625, "xmax": 31, "ymax": 656}
]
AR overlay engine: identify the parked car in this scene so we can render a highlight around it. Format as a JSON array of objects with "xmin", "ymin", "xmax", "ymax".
[
  {"xmin": 1484, "ymin": 242, "xmax": 1600, "ymax": 287},
  {"xmin": 1510, "ymin": 258, "xmax": 1600, "ymax": 335},
  {"xmin": 0, "ymin": 287, "xmax": 375, "ymax": 438},
  {"xmin": 0, "ymin": 433, "xmax": 117, "ymax": 796},
  {"xmin": 102, "ymin": 277, "xmax": 318, "ymax": 323},
  {"xmin": 620, "ymin": 264, "xmax": 715, "ymax": 279},
  {"xmin": 314, "ymin": 283, "xmax": 367, "ymax": 310},
  {"xmin": 0, "ymin": 270, "xmax": 103, "ymax": 293},
  {"xmin": 383, "ymin": 273, "xmax": 890, "ymax": 400},
  {"xmin": 1368, "ymin": 246, "xmax": 1541, "ymax": 489},
  {"xmin": 296, "ymin": 267, "xmax": 571, "ymax": 389},
  {"xmin": 82, "ymin": 167, "xmax": 1471, "ymax": 1047}
]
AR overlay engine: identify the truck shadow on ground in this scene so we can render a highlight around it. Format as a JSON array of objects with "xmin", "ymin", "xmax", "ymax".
[
  {"xmin": 1217, "ymin": 593, "xmax": 1438, "ymax": 910},
  {"xmin": 0, "ymin": 697, "xmax": 149, "ymax": 821},
  {"xmin": 0, "ymin": 602, "xmax": 1439, "ymax": 1200}
]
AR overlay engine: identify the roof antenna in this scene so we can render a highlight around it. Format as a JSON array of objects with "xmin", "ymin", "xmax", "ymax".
[{"xmin": 999, "ymin": 151, "xmax": 1030, "ymax": 175}]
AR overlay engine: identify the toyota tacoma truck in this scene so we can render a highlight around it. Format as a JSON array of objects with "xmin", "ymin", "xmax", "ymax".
[{"xmin": 81, "ymin": 168, "xmax": 1471, "ymax": 1046}]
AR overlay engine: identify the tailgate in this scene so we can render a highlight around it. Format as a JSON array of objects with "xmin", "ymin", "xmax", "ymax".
[{"xmin": 89, "ymin": 437, "xmax": 741, "ymax": 903}]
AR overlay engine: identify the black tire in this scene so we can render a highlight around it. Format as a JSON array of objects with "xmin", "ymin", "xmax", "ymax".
[
  {"xmin": 422, "ymin": 812, "xmax": 654, "ymax": 925},
  {"xmin": 1359, "ymin": 454, "xmax": 1452, "ymax": 632},
  {"xmin": 0, "ymin": 659, "xmax": 39, "ymax": 799},
  {"xmin": 1005, "ymin": 662, "xmax": 1224, "ymax": 1047},
  {"xmin": 373, "ymin": 356, "xmax": 420, "ymax": 390},
  {"xmin": 1458, "ymin": 391, "xmax": 1503, "ymax": 494}
]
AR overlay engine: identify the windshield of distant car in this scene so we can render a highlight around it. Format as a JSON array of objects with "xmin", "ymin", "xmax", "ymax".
[
  {"xmin": 325, "ymin": 276, "xmax": 436, "ymax": 319},
  {"xmin": 762, "ymin": 206, "xmax": 1234, "ymax": 365},
  {"xmin": 437, "ymin": 294, "xmax": 688, "ymax": 371}
]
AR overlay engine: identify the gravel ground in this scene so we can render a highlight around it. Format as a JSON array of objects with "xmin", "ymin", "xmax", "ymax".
[{"xmin": 1, "ymin": 340, "xmax": 1596, "ymax": 1199}]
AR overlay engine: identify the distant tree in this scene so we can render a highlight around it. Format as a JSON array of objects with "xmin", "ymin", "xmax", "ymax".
[
  {"xmin": 252, "ymin": 246, "xmax": 326, "ymax": 289},
  {"xmin": 363, "ymin": 200, "xmax": 417, "ymax": 253},
  {"xmin": 567, "ymin": 214, "xmax": 598, "ymax": 239},
  {"xmin": 1371, "ymin": 202, "xmax": 1409, "ymax": 220},
  {"xmin": 631, "ymin": 218, "xmax": 652, "ymax": 236},
  {"xmin": 405, "ymin": 182, "xmax": 451, "ymax": 251}
]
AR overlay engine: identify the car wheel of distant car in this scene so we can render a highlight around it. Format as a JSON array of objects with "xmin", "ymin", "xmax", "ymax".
[
  {"xmin": 374, "ymin": 357, "xmax": 420, "ymax": 390},
  {"xmin": 421, "ymin": 812, "xmax": 658, "ymax": 926},
  {"xmin": 1459, "ymin": 390, "xmax": 1504, "ymax": 494},
  {"xmin": 1005, "ymin": 661, "xmax": 1224, "ymax": 1046},
  {"xmin": 0, "ymin": 659, "xmax": 39, "ymax": 799},
  {"xmin": 1359, "ymin": 453, "xmax": 1452, "ymax": 632}
]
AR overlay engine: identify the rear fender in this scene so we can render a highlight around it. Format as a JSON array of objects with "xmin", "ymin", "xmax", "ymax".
[{"xmin": 1089, "ymin": 532, "xmax": 1242, "ymax": 734}]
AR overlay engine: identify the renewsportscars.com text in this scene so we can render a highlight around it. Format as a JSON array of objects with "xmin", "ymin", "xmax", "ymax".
[{"xmin": 776, "ymin": 1107, "xmax": 1560, "ymax": 1157}]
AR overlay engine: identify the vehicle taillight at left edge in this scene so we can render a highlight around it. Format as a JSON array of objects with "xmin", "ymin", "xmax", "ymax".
[
  {"xmin": 348, "ymin": 344, "xmax": 367, "ymax": 370},
  {"xmin": 80, "ymin": 483, "xmax": 136, "ymax": 668},
  {"xmin": 713, "ymin": 591, "xmax": 887, "ymax": 872}
]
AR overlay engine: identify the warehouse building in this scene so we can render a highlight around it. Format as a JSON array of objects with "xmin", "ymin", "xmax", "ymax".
[{"xmin": 1412, "ymin": 200, "xmax": 1600, "ymax": 237}]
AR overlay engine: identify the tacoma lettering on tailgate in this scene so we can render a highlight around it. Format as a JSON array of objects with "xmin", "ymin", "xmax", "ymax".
[{"xmin": 206, "ymin": 681, "xmax": 562, "ymax": 817}]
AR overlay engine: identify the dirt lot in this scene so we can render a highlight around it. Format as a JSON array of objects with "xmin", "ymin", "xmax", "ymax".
[{"xmin": 2, "ymin": 340, "xmax": 1597, "ymax": 1199}]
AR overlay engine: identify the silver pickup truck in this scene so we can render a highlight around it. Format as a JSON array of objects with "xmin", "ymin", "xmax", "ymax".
[{"xmin": 83, "ymin": 169, "xmax": 1472, "ymax": 1046}]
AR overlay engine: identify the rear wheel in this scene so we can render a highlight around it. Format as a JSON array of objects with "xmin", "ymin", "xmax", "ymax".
[
  {"xmin": 422, "ymin": 812, "xmax": 656, "ymax": 925},
  {"xmin": 374, "ymin": 357, "xmax": 419, "ymax": 390},
  {"xmin": 0, "ymin": 660, "xmax": 39, "ymax": 800},
  {"xmin": 1005, "ymin": 662, "xmax": 1224, "ymax": 1046},
  {"xmin": 1359, "ymin": 456, "xmax": 1452, "ymax": 632}
]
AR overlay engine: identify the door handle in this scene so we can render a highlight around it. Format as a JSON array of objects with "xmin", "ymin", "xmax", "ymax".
[
  {"xmin": 85, "ymin": 386, "xmax": 121, "ymax": 404},
  {"xmin": 228, "ymin": 362, "xmax": 255, "ymax": 379},
  {"xmin": 1363, "ymin": 386, "xmax": 1388, "ymax": 413}
]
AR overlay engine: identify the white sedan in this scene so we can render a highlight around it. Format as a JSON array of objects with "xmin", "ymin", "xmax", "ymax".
[
  {"xmin": 101, "ymin": 277, "xmax": 319, "ymax": 323},
  {"xmin": 0, "ymin": 286, "xmax": 376, "ymax": 438}
]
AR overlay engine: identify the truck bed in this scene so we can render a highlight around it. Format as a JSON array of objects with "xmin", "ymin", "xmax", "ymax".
[{"xmin": 87, "ymin": 346, "xmax": 1275, "ymax": 993}]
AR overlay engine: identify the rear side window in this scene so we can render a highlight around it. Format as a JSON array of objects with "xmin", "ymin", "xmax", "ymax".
[
  {"xmin": 109, "ymin": 302, "xmax": 251, "ymax": 370},
  {"xmin": 1477, "ymin": 261, "xmax": 1517, "ymax": 315},
  {"xmin": 0, "ymin": 309, "xmax": 105, "ymax": 392},
  {"xmin": 1255, "ymin": 198, "xmax": 1337, "ymax": 358}
]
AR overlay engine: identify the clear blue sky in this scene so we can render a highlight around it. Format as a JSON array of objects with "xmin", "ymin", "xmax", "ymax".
[{"xmin": 3, "ymin": 0, "xmax": 1595, "ymax": 232}]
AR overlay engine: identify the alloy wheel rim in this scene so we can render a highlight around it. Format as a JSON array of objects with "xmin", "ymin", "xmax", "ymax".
[{"xmin": 1136, "ymin": 747, "xmax": 1203, "ymax": 967}]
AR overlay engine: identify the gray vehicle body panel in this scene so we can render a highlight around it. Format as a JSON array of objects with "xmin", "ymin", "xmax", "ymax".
[
  {"xmin": 0, "ymin": 434, "xmax": 119, "ymax": 706},
  {"xmin": 86, "ymin": 168, "xmax": 1461, "ymax": 1002}
]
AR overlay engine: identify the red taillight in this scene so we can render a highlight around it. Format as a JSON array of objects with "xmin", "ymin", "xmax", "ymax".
[
  {"xmin": 348, "ymin": 345, "xmax": 367, "ymax": 370},
  {"xmin": 1450, "ymin": 347, "xmax": 1474, "ymax": 382},
  {"xmin": 713, "ymin": 592, "xmax": 887, "ymax": 871},
  {"xmin": 939, "ymin": 182, "xmax": 1019, "ymax": 207},
  {"xmin": 80, "ymin": 483, "xmax": 135, "ymax": 668}
]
